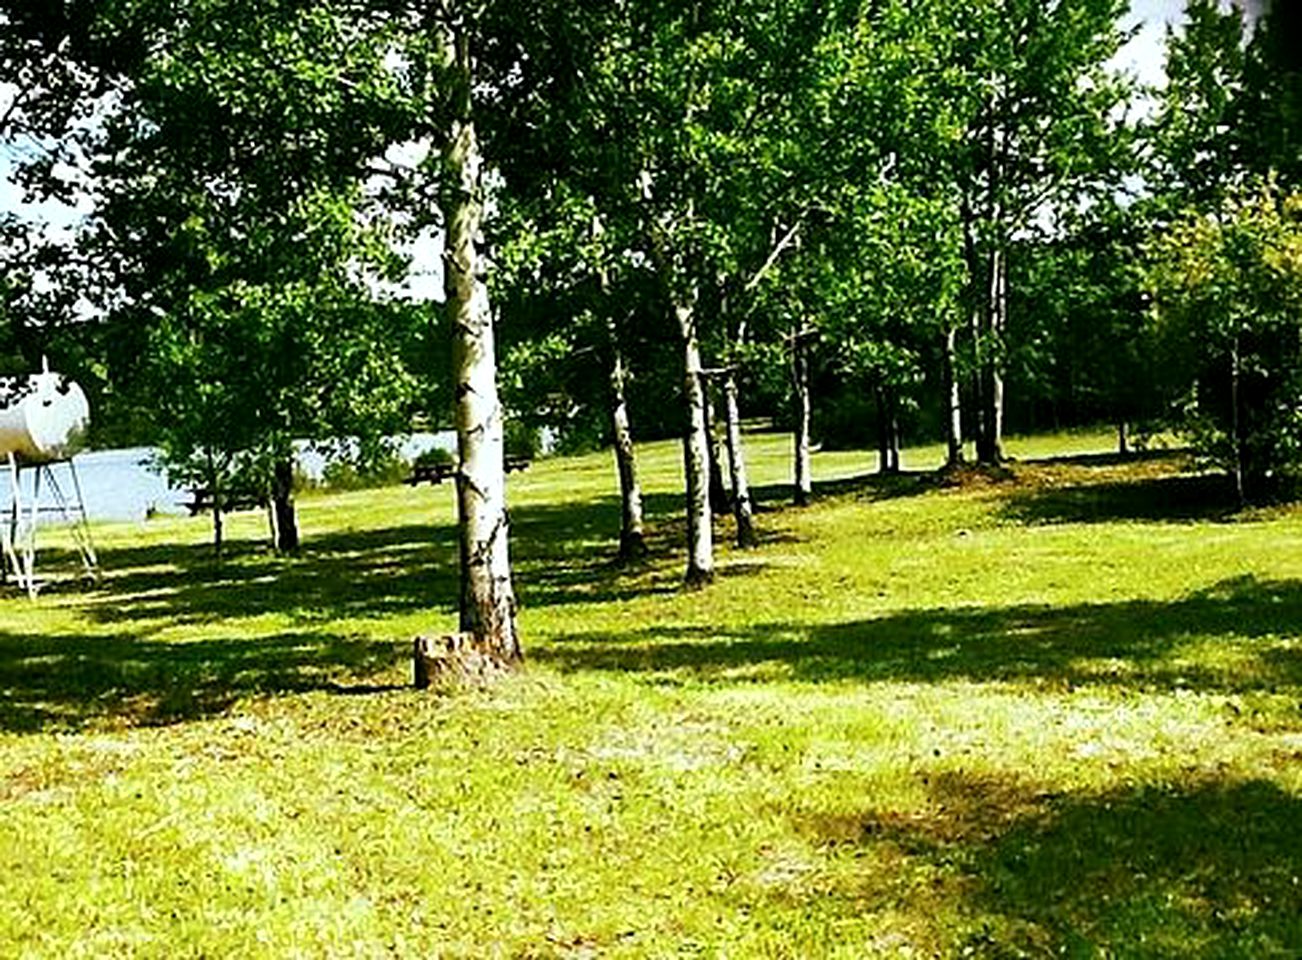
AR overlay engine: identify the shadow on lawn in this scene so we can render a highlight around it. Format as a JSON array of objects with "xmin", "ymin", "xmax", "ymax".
[
  {"xmin": 0, "ymin": 496, "xmax": 687, "ymax": 732},
  {"xmin": 534, "ymin": 574, "xmax": 1302, "ymax": 695},
  {"xmin": 88, "ymin": 521, "xmax": 459, "ymax": 625},
  {"xmin": 1002, "ymin": 471, "xmax": 1239, "ymax": 525},
  {"xmin": 751, "ymin": 469, "xmax": 942, "ymax": 508},
  {"xmin": 0, "ymin": 455, "xmax": 1272, "ymax": 732},
  {"xmin": 797, "ymin": 771, "xmax": 1302, "ymax": 957},
  {"xmin": 0, "ymin": 627, "xmax": 398, "ymax": 732},
  {"xmin": 78, "ymin": 496, "xmax": 681, "ymax": 628}
]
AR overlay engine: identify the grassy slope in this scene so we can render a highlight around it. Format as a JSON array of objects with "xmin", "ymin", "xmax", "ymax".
[{"xmin": 1, "ymin": 431, "xmax": 1299, "ymax": 958}]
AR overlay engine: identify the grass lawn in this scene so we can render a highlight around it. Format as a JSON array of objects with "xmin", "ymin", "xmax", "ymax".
[{"xmin": 1, "ymin": 429, "xmax": 1299, "ymax": 957}]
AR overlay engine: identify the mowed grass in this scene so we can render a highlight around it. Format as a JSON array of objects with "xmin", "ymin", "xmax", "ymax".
[{"xmin": 1, "ymin": 429, "xmax": 1300, "ymax": 957}]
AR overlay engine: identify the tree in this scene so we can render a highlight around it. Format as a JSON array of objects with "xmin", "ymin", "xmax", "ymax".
[
  {"xmin": 481, "ymin": 0, "xmax": 833, "ymax": 582},
  {"xmin": 1146, "ymin": 181, "xmax": 1302, "ymax": 503},
  {"xmin": 1147, "ymin": 0, "xmax": 1252, "ymax": 217},
  {"xmin": 3, "ymin": 0, "xmax": 523, "ymax": 659},
  {"xmin": 491, "ymin": 187, "xmax": 658, "ymax": 564},
  {"xmin": 85, "ymin": 0, "xmax": 417, "ymax": 553},
  {"xmin": 1151, "ymin": 0, "xmax": 1300, "ymax": 210},
  {"xmin": 1006, "ymin": 204, "xmax": 1157, "ymax": 449},
  {"xmin": 931, "ymin": 0, "xmax": 1134, "ymax": 464},
  {"xmin": 1238, "ymin": 2, "xmax": 1302, "ymax": 184}
]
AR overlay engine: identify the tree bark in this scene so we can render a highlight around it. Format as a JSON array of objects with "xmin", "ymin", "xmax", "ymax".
[
  {"xmin": 271, "ymin": 457, "xmax": 299, "ymax": 552},
  {"xmin": 593, "ymin": 210, "xmax": 647, "ymax": 565},
  {"xmin": 990, "ymin": 246, "xmax": 1007, "ymax": 463},
  {"xmin": 1231, "ymin": 336, "xmax": 1245, "ymax": 506},
  {"xmin": 876, "ymin": 382, "xmax": 891, "ymax": 475},
  {"xmin": 700, "ymin": 375, "xmax": 731, "ymax": 516},
  {"xmin": 960, "ymin": 196, "xmax": 989, "ymax": 464},
  {"xmin": 887, "ymin": 388, "xmax": 901, "ymax": 473},
  {"xmin": 206, "ymin": 449, "xmax": 223, "ymax": 560},
  {"xmin": 791, "ymin": 329, "xmax": 813, "ymax": 506},
  {"xmin": 607, "ymin": 319, "xmax": 647, "ymax": 562},
  {"xmin": 441, "ymin": 22, "xmax": 519, "ymax": 661},
  {"xmin": 1117, "ymin": 420, "xmax": 1129, "ymax": 457},
  {"xmin": 721, "ymin": 371, "xmax": 757, "ymax": 548},
  {"xmin": 942, "ymin": 323, "xmax": 964, "ymax": 468},
  {"xmin": 211, "ymin": 498, "xmax": 223, "ymax": 560},
  {"xmin": 677, "ymin": 295, "xmax": 714, "ymax": 588},
  {"xmin": 976, "ymin": 246, "xmax": 1006, "ymax": 465}
]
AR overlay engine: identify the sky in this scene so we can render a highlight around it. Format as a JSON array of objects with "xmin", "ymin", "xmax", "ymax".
[
  {"xmin": 1116, "ymin": 0, "xmax": 1191, "ymax": 86},
  {"xmin": 0, "ymin": 1, "xmax": 1194, "ymax": 234}
]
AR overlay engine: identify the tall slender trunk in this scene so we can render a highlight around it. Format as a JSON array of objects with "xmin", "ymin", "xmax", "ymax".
[
  {"xmin": 942, "ymin": 323, "xmax": 964, "ymax": 468},
  {"xmin": 607, "ymin": 318, "xmax": 646, "ymax": 562},
  {"xmin": 271, "ymin": 457, "xmax": 299, "ymax": 552},
  {"xmin": 1117, "ymin": 420, "xmax": 1129, "ymax": 457},
  {"xmin": 960, "ymin": 195, "xmax": 988, "ymax": 464},
  {"xmin": 876, "ymin": 382, "xmax": 891, "ymax": 475},
  {"xmin": 206, "ymin": 449, "xmax": 223, "ymax": 560},
  {"xmin": 700, "ymin": 375, "xmax": 731, "ymax": 516},
  {"xmin": 722, "ymin": 372, "xmax": 756, "ymax": 548},
  {"xmin": 211, "ymin": 497, "xmax": 223, "ymax": 560},
  {"xmin": 441, "ymin": 23, "xmax": 519, "ymax": 660},
  {"xmin": 975, "ymin": 247, "xmax": 1007, "ymax": 465},
  {"xmin": 791, "ymin": 328, "xmax": 813, "ymax": 506},
  {"xmin": 985, "ymin": 246, "xmax": 1007, "ymax": 464},
  {"xmin": 1231, "ymin": 336, "xmax": 1245, "ymax": 506},
  {"xmin": 677, "ymin": 295, "xmax": 714, "ymax": 588},
  {"xmin": 887, "ymin": 388, "xmax": 901, "ymax": 473},
  {"xmin": 970, "ymin": 306, "xmax": 989, "ymax": 461},
  {"xmin": 976, "ymin": 105, "xmax": 1009, "ymax": 468},
  {"xmin": 874, "ymin": 383, "xmax": 901, "ymax": 474}
]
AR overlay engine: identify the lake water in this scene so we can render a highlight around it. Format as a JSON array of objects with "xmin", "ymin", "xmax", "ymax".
[{"xmin": 0, "ymin": 433, "xmax": 456, "ymax": 523}]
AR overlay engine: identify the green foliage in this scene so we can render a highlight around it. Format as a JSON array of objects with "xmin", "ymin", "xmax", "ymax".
[
  {"xmin": 1149, "ymin": 0, "xmax": 1302, "ymax": 216},
  {"xmin": 1146, "ymin": 181, "xmax": 1302, "ymax": 500},
  {"xmin": 81, "ymin": 0, "xmax": 421, "ymax": 514},
  {"xmin": 317, "ymin": 452, "xmax": 408, "ymax": 492},
  {"xmin": 410, "ymin": 446, "xmax": 453, "ymax": 470},
  {"xmin": 1008, "ymin": 204, "xmax": 1163, "ymax": 433},
  {"xmin": 503, "ymin": 418, "xmax": 543, "ymax": 461}
]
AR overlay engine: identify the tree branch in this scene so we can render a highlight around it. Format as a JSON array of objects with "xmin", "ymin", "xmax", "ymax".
[{"xmin": 743, "ymin": 217, "xmax": 803, "ymax": 294}]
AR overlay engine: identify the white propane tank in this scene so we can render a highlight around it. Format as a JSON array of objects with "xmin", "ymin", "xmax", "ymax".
[{"xmin": 0, "ymin": 370, "xmax": 90, "ymax": 464}]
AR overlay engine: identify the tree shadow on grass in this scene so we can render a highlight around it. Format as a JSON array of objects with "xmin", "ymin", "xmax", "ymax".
[
  {"xmin": 1027, "ymin": 448, "xmax": 1186, "ymax": 469},
  {"xmin": 793, "ymin": 771, "xmax": 1302, "ymax": 957},
  {"xmin": 1001, "ymin": 472, "xmax": 1239, "ymax": 525},
  {"xmin": 751, "ymin": 469, "xmax": 943, "ymax": 508},
  {"xmin": 84, "ymin": 522, "xmax": 458, "ymax": 626},
  {"xmin": 0, "ymin": 488, "xmax": 786, "ymax": 731},
  {"xmin": 74, "ymin": 497, "xmax": 696, "ymax": 628},
  {"xmin": 533, "ymin": 575, "xmax": 1302, "ymax": 696},
  {"xmin": 0, "ymin": 627, "xmax": 400, "ymax": 733}
]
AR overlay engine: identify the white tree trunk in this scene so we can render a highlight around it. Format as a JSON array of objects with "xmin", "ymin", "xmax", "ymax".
[
  {"xmin": 441, "ymin": 22, "xmax": 519, "ymax": 660},
  {"xmin": 607, "ymin": 323, "xmax": 646, "ymax": 561},
  {"xmin": 677, "ymin": 296, "xmax": 714, "ymax": 587},
  {"xmin": 987, "ymin": 245, "xmax": 1006, "ymax": 464},
  {"xmin": 722, "ymin": 372, "xmax": 756, "ymax": 548},
  {"xmin": 942, "ymin": 323, "xmax": 964, "ymax": 468},
  {"xmin": 791, "ymin": 331, "xmax": 812, "ymax": 506}
]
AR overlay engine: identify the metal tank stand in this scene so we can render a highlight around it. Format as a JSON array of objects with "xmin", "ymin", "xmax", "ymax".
[{"xmin": 1, "ymin": 453, "xmax": 99, "ymax": 598}]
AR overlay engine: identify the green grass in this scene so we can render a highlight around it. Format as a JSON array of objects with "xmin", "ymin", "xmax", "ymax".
[{"xmin": 2, "ymin": 429, "xmax": 1299, "ymax": 957}]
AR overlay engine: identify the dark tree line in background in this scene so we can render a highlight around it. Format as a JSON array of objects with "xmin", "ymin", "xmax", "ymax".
[{"xmin": 0, "ymin": 0, "xmax": 1299, "ymax": 659}]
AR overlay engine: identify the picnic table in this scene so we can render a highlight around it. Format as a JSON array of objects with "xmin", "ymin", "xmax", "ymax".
[
  {"xmin": 404, "ymin": 456, "xmax": 531, "ymax": 486},
  {"xmin": 183, "ymin": 488, "xmax": 266, "ymax": 516}
]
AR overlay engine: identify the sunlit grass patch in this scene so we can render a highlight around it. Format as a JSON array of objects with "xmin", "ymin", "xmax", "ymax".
[{"xmin": 1, "ymin": 428, "xmax": 1299, "ymax": 956}]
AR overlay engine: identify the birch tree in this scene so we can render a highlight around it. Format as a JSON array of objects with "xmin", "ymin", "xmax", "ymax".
[
  {"xmin": 945, "ymin": 0, "xmax": 1133, "ymax": 464},
  {"xmin": 481, "ymin": 0, "xmax": 832, "ymax": 583},
  {"xmin": 83, "ymin": 0, "xmax": 418, "ymax": 554}
]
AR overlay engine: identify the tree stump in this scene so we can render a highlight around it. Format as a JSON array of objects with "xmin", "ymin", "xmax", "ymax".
[{"xmin": 413, "ymin": 633, "xmax": 512, "ymax": 689}]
